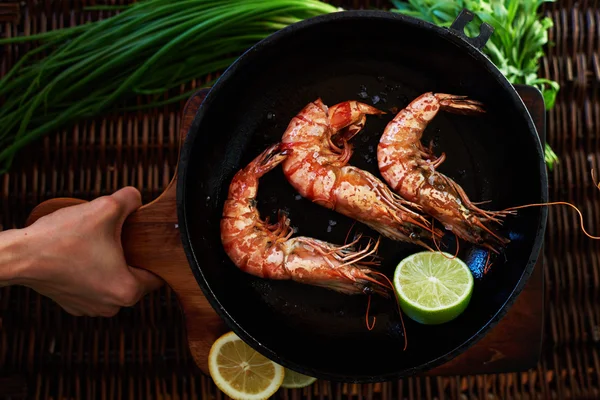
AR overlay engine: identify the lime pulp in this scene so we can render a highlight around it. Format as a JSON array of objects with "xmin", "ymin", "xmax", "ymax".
[{"xmin": 393, "ymin": 251, "xmax": 474, "ymax": 325}]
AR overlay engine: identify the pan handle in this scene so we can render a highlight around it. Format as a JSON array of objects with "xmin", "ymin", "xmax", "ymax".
[{"xmin": 449, "ymin": 9, "xmax": 494, "ymax": 51}]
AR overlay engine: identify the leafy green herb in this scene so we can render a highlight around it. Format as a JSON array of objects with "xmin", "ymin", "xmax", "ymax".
[
  {"xmin": 0, "ymin": 0, "xmax": 339, "ymax": 174},
  {"xmin": 391, "ymin": 0, "xmax": 560, "ymax": 170}
]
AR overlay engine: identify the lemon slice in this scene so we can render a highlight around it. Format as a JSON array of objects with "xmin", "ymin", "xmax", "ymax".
[
  {"xmin": 393, "ymin": 251, "xmax": 474, "ymax": 325},
  {"xmin": 208, "ymin": 331, "xmax": 284, "ymax": 400},
  {"xmin": 281, "ymin": 368, "xmax": 318, "ymax": 388}
]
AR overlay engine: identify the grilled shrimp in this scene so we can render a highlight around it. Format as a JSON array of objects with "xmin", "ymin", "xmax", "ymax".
[
  {"xmin": 280, "ymin": 99, "xmax": 441, "ymax": 250},
  {"xmin": 377, "ymin": 92, "xmax": 514, "ymax": 253},
  {"xmin": 220, "ymin": 142, "xmax": 392, "ymax": 296}
]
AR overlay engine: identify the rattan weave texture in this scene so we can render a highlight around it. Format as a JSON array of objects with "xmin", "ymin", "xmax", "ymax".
[{"xmin": 1, "ymin": 1, "xmax": 598, "ymax": 398}]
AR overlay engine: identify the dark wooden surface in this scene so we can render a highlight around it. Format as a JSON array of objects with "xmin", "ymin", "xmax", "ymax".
[{"xmin": 25, "ymin": 85, "xmax": 547, "ymax": 379}]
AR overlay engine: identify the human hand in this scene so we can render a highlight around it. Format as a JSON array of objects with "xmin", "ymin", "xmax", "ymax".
[{"xmin": 5, "ymin": 187, "xmax": 164, "ymax": 317}]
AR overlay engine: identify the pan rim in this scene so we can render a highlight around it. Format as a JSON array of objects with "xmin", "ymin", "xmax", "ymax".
[{"xmin": 176, "ymin": 9, "xmax": 549, "ymax": 383}]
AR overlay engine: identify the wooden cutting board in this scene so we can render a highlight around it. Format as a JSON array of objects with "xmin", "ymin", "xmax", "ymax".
[{"xmin": 26, "ymin": 86, "xmax": 545, "ymax": 378}]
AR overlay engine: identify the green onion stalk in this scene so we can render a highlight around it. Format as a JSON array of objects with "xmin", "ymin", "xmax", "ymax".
[
  {"xmin": 0, "ymin": 0, "xmax": 340, "ymax": 174},
  {"xmin": 391, "ymin": 0, "xmax": 560, "ymax": 170}
]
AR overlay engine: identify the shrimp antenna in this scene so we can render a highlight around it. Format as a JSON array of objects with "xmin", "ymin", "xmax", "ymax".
[
  {"xmin": 483, "ymin": 251, "xmax": 493, "ymax": 275},
  {"xmin": 344, "ymin": 221, "xmax": 358, "ymax": 245},
  {"xmin": 365, "ymin": 294, "xmax": 376, "ymax": 330},
  {"xmin": 502, "ymin": 201, "xmax": 600, "ymax": 240},
  {"xmin": 430, "ymin": 218, "xmax": 460, "ymax": 259},
  {"xmin": 368, "ymin": 271, "xmax": 408, "ymax": 351},
  {"xmin": 592, "ymin": 168, "xmax": 600, "ymax": 190},
  {"xmin": 495, "ymin": 168, "xmax": 600, "ymax": 241}
]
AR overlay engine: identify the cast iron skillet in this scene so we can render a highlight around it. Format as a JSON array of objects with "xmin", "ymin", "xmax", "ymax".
[{"xmin": 177, "ymin": 9, "xmax": 548, "ymax": 382}]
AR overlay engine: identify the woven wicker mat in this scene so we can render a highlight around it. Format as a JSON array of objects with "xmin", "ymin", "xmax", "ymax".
[{"xmin": 1, "ymin": 0, "xmax": 598, "ymax": 398}]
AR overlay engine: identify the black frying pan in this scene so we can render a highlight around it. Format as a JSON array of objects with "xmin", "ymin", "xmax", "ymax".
[{"xmin": 177, "ymin": 9, "xmax": 548, "ymax": 382}]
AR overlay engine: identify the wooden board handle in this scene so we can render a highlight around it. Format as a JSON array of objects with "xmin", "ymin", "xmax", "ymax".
[
  {"xmin": 25, "ymin": 182, "xmax": 182, "ymax": 279},
  {"xmin": 25, "ymin": 192, "xmax": 178, "ymax": 278},
  {"xmin": 25, "ymin": 88, "xmax": 228, "ymax": 375}
]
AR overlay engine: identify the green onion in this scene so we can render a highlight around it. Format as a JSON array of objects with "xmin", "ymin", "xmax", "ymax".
[
  {"xmin": 391, "ymin": 0, "xmax": 560, "ymax": 170},
  {"xmin": 0, "ymin": 0, "xmax": 340, "ymax": 174}
]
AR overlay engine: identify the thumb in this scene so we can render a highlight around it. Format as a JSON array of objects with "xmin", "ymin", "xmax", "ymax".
[
  {"xmin": 109, "ymin": 186, "xmax": 142, "ymax": 230},
  {"xmin": 129, "ymin": 266, "xmax": 165, "ymax": 293},
  {"xmin": 110, "ymin": 186, "xmax": 164, "ymax": 293}
]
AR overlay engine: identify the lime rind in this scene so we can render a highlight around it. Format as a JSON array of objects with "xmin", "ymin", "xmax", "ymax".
[
  {"xmin": 281, "ymin": 368, "xmax": 318, "ymax": 388},
  {"xmin": 393, "ymin": 251, "xmax": 474, "ymax": 325}
]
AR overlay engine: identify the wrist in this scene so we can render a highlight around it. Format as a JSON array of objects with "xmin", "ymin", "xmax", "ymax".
[{"xmin": 0, "ymin": 228, "xmax": 35, "ymax": 287}]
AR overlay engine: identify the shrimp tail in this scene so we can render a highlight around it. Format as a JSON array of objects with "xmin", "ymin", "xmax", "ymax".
[
  {"xmin": 248, "ymin": 142, "xmax": 289, "ymax": 177},
  {"xmin": 435, "ymin": 93, "xmax": 486, "ymax": 115},
  {"xmin": 329, "ymin": 100, "xmax": 386, "ymax": 132},
  {"xmin": 337, "ymin": 113, "xmax": 367, "ymax": 143}
]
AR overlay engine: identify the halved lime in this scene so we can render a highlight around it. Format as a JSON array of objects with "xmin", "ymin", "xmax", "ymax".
[
  {"xmin": 393, "ymin": 251, "xmax": 474, "ymax": 325},
  {"xmin": 281, "ymin": 368, "xmax": 317, "ymax": 388}
]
